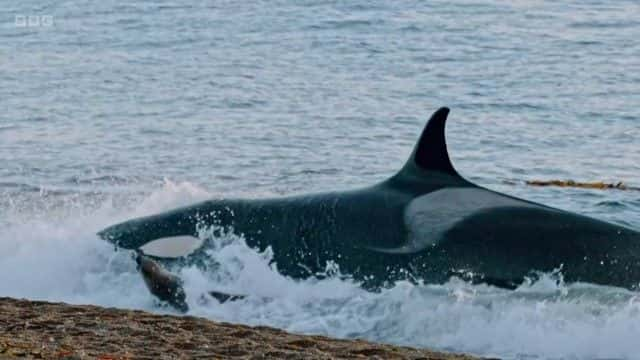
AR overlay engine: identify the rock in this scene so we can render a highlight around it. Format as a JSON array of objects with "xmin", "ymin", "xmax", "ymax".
[{"xmin": 0, "ymin": 297, "xmax": 483, "ymax": 360}]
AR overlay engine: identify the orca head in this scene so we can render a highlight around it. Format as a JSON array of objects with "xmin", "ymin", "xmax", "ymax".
[{"xmin": 388, "ymin": 107, "xmax": 472, "ymax": 192}]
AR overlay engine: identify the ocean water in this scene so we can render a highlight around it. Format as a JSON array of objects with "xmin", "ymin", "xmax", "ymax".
[{"xmin": 1, "ymin": 1, "xmax": 640, "ymax": 359}]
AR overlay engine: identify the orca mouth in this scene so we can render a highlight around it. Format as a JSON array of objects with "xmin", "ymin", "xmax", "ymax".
[
  {"xmin": 97, "ymin": 221, "xmax": 146, "ymax": 249},
  {"xmin": 133, "ymin": 249, "xmax": 143, "ymax": 269}
]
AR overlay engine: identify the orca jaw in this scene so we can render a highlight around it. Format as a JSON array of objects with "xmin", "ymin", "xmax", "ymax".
[{"xmin": 98, "ymin": 206, "xmax": 206, "ymax": 250}]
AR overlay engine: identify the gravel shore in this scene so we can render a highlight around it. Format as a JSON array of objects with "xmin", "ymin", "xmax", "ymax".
[{"xmin": 0, "ymin": 297, "xmax": 484, "ymax": 359}]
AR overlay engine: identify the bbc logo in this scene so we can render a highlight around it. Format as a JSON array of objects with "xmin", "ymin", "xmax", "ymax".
[{"xmin": 15, "ymin": 15, "xmax": 54, "ymax": 28}]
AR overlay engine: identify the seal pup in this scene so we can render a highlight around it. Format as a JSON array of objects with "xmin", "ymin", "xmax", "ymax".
[
  {"xmin": 136, "ymin": 252, "xmax": 245, "ymax": 312},
  {"xmin": 136, "ymin": 252, "xmax": 189, "ymax": 312}
]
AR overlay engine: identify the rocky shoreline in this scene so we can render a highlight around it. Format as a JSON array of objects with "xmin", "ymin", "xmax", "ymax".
[{"xmin": 0, "ymin": 297, "xmax": 483, "ymax": 359}]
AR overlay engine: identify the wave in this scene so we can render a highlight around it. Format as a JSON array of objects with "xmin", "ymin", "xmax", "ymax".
[{"xmin": 1, "ymin": 180, "xmax": 639, "ymax": 360}]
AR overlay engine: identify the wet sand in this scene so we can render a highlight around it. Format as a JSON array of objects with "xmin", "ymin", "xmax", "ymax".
[{"xmin": 0, "ymin": 297, "xmax": 484, "ymax": 359}]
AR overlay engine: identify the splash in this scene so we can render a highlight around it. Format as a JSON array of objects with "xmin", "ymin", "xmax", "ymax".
[{"xmin": 1, "ymin": 180, "xmax": 640, "ymax": 360}]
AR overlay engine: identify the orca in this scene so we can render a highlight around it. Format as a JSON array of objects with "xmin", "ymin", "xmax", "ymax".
[{"xmin": 99, "ymin": 107, "xmax": 640, "ymax": 303}]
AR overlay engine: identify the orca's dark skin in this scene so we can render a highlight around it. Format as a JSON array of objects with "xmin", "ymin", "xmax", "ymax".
[{"xmin": 99, "ymin": 108, "xmax": 640, "ymax": 296}]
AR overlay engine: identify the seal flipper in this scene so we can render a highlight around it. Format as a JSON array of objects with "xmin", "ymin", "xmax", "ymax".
[{"xmin": 207, "ymin": 290, "xmax": 246, "ymax": 303}]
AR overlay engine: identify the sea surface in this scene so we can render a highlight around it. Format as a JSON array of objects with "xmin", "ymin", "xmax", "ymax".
[{"xmin": 1, "ymin": 1, "xmax": 640, "ymax": 359}]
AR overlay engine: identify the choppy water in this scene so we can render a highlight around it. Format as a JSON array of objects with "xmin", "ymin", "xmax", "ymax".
[{"xmin": 1, "ymin": 1, "xmax": 640, "ymax": 359}]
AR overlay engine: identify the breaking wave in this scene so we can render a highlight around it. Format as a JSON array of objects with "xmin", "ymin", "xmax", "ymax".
[{"xmin": 1, "ymin": 180, "xmax": 640, "ymax": 360}]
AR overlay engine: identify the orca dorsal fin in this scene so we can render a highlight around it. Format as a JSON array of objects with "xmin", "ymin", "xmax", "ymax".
[{"xmin": 402, "ymin": 107, "xmax": 461, "ymax": 178}]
